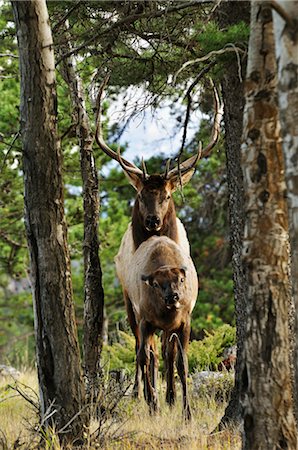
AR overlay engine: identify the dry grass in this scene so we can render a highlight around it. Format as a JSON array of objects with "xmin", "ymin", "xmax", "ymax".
[
  {"xmin": 0, "ymin": 369, "xmax": 241, "ymax": 449},
  {"xmin": 0, "ymin": 369, "xmax": 39, "ymax": 448}
]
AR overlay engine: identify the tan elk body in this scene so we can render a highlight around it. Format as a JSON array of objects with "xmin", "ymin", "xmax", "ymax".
[
  {"xmin": 119, "ymin": 235, "xmax": 198, "ymax": 328},
  {"xmin": 117, "ymin": 235, "xmax": 198, "ymax": 416}
]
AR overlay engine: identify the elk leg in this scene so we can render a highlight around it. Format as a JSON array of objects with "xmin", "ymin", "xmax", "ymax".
[
  {"xmin": 124, "ymin": 292, "xmax": 141, "ymax": 398},
  {"xmin": 138, "ymin": 319, "xmax": 159, "ymax": 413},
  {"xmin": 165, "ymin": 332, "xmax": 177, "ymax": 406},
  {"xmin": 176, "ymin": 322, "xmax": 192, "ymax": 421}
]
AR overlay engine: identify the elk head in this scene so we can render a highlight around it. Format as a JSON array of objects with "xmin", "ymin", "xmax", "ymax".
[
  {"xmin": 95, "ymin": 76, "xmax": 223, "ymax": 241},
  {"xmin": 141, "ymin": 267, "xmax": 187, "ymax": 310}
]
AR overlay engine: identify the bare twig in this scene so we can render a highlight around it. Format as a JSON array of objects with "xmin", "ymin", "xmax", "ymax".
[
  {"xmin": 0, "ymin": 230, "xmax": 27, "ymax": 248},
  {"xmin": 52, "ymin": 1, "xmax": 81, "ymax": 33},
  {"xmin": 57, "ymin": 405, "xmax": 88, "ymax": 434},
  {"xmin": 169, "ymin": 332, "xmax": 189, "ymax": 382},
  {"xmin": 56, "ymin": 1, "xmax": 201, "ymax": 65},
  {"xmin": 0, "ymin": 131, "xmax": 20, "ymax": 174},
  {"xmin": 179, "ymin": 61, "xmax": 216, "ymax": 156},
  {"xmin": 8, "ymin": 383, "xmax": 39, "ymax": 411},
  {"xmin": 0, "ymin": 53, "xmax": 18, "ymax": 58},
  {"xmin": 173, "ymin": 44, "xmax": 246, "ymax": 83}
]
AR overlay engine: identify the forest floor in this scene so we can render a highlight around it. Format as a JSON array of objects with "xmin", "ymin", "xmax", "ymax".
[{"xmin": 0, "ymin": 369, "xmax": 241, "ymax": 449}]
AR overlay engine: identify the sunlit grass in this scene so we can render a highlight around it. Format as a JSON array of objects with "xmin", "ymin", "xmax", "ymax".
[
  {"xmin": 0, "ymin": 369, "xmax": 241, "ymax": 449},
  {"xmin": 0, "ymin": 369, "xmax": 38, "ymax": 448}
]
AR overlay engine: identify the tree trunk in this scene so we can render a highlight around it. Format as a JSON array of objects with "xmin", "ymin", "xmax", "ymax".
[
  {"xmin": 59, "ymin": 23, "xmax": 105, "ymax": 402},
  {"xmin": 241, "ymin": 2, "xmax": 297, "ymax": 448},
  {"xmin": 12, "ymin": 0, "xmax": 87, "ymax": 442},
  {"xmin": 273, "ymin": 0, "xmax": 298, "ymax": 416},
  {"xmin": 216, "ymin": 1, "xmax": 250, "ymax": 428}
]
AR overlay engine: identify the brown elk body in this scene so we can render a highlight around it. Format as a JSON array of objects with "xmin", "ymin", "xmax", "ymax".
[
  {"xmin": 95, "ymin": 78, "xmax": 223, "ymax": 416},
  {"xmin": 124, "ymin": 235, "xmax": 198, "ymax": 417}
]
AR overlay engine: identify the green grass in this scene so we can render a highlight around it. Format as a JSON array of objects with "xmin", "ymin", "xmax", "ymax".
[{"xmin": 0, "ymin": 369, "xmax": 241, "ymax": 449}]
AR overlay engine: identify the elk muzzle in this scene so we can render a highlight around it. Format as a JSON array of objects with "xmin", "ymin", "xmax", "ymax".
[
  {"xmin": 145, "ymin": 215, "xmax": 161, "ymax": 231},
  {"xmin": 165, "ymin": 292, "xmax": 180, "ymax": 309}
]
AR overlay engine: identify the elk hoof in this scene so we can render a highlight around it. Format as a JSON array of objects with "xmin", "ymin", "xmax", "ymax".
[
  {"xmin": 132, "ymin": 382, "xmax": 141, "ymax": 399},
  {"xmin": 184, "ymin": 405, "xmax": 192, "ymax": 422},
  {"xmin": 166, "ymin": 390, "xmax": 176, "ymax": 406}
]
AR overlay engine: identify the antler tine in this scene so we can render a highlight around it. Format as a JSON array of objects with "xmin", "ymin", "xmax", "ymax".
[
  {"xmin": 201, "ymin": 81, "xmax": 224, "ymax": 158},
  {"xmin": 164, "ymin": 158, "xmax": 171, "ymax": 179},
  {"xmin": 141, "ymin": 157, "xmax": 149, "ymax": 180},
  {"xmin": 178, "ymin": 141, "xmax": 202, "ymax": 174},
  {"xmin": 117, "ymin": 147, "xmax": 144, "ymax": 176},
  {"xmin": 95, "ymin": 74, "xmax": 143, "ymax": 175},
  {"xmin": 168, "ymin": 81, "xmax": 223, "ymax": 178}
]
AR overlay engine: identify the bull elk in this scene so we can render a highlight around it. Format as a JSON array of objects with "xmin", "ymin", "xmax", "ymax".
[{"xmin": 95, "ymin": 78, "xmax": 223, "ymax": 415}]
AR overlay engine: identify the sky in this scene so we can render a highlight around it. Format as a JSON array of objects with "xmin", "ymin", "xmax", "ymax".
[{"xmin": 106, "ymin": 86, "xmax": 205, "ymax": 165}]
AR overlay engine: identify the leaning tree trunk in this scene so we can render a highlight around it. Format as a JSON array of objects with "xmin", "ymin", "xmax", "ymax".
[
  {"xmin": 12, "ymin": 0, "xmax": 87, "ymax": 443},
  {"xmin": 59, "ymin": 21, "xmax": 104, "ymax": 403},
  {"xmin": 273, "ymin": 0, "xmax": 298, "ymax": 416},
  {"xmin": 241, "ymin": 2, "xmax": 297, "ymax": 448},
  {"xmin": 216, "ymin": 0, "xmax": 250, "ymax": 428}
]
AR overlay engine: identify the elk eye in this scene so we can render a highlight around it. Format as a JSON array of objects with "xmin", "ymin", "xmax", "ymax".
[
  {"xmin": 180, "ymin": 278, "xmax": 185, "ymax": 283},
  {"xmin": 153, "ymin": 281, "xmax": 158, "ymax": 288}
]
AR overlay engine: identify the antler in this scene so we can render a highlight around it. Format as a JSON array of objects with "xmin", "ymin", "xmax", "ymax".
[
  {"xmin": 166, "ymin": 81, "xmax": 223, "ymax": 179},
  {"xmin": 95, "ymin": 74, "xmax": 144, "ymax": 177},
  {"xmin": 115, "ymin": 147, "xmax": 149, "ymax": 179},
  {"xmin": 96, "ymin": 76, "xmax": 222, "ymax": 182}
]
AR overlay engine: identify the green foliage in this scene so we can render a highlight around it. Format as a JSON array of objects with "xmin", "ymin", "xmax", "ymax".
[
  {"xmin": 192, "ymin": 370, "xmax": 234, "ymax": 403},
  {"xmin": 101, "ymin": 331, "xmax": 135, "ymax": 374},
  {"xmin": 100, "ymin": 325, "xmax": 236, "ymax": 377},
  {"xmin": 0, "ymin": 1, "xmax": 250, "ymax": 362},
  {"xmin": 194, "ymin": 21, "xmax": 249, "ymax": 54},
  {"xmin": 0, "ymin": 289, "xmax": 35, "ymax": 367},
  {"xmin": 188, "ymin": 324, "xmax": 236, "ymax": 372}
]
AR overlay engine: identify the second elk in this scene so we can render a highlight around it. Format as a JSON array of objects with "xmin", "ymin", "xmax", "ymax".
[{"xmin": 124, "ymin": 235, "xmax": 198, "ymax": 418}]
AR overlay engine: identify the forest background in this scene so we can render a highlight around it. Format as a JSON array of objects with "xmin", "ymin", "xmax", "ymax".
[{"xmin": 0, "ymin": 0, "xmax": 245, "ymax": 369}]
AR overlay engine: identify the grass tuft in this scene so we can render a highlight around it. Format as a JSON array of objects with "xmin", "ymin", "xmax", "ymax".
[{"xmin": 0, "ymin": 369, "xmax": 241, "ymax": 449}]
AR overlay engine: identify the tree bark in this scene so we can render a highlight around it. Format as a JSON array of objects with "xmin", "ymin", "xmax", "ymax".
[
  {"xmin": 216, "ymin": 1, "xmax": 250, "ymax": 428},
  {"xmin": 241, "ymin": 2, "xmax": 297, "ymax": 448},
  {"xmin": 59, "ymin": 23, "xmax": 105, "ymax": 401},
  {"xmin": 12, "ymin": 0, "xmax": 87, "ymax": 442},
  {"xmin": 273, "ymin": 0, "xmax": 298, "ymax": 416}
]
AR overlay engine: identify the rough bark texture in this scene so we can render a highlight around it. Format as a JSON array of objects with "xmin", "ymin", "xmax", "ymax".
[
  {"xmin": 60, "ymin": 25, "xmax": 104, "ymax": 401},
  {"xmin": 216, "ymin": 1, "xmax": 249, "ymax": 428},
  {"xmin": 241, "ymin": 3, "xmax": 297, "ymax": 448},
  {"xmin": 12, "ymin": 0, "xmax": 86, "ymax": 442},
  {"xmin": 273, "ymin": 0, "xmax": 298, "ymax": 416}
]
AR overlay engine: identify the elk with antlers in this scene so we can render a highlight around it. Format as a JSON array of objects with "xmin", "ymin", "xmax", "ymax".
[{"xmin": 95, "ymin": 79, "xmax": 223, "ymax": 415}]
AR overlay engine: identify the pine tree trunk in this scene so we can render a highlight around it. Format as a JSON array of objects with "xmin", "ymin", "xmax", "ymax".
[
  {"xmin": 216, "ymin": 1, "xmax": 249, "ymax": 428},
  {"xmin": 273, "ymin": 0, "xmax": 298, "ymax": 416},
  {"xmin": 59, "ymin": 24, "xmax": 105, "ymax": 402},
  {"xmin": 12, "ymin": 0, "xmax": 87, "ymax": 442},
  {"xmin": 241, "ymin": 2, "xmax": 297, "ymax": 448}
]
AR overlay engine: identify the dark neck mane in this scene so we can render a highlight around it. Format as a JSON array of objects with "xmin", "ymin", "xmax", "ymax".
[{"xmin": 132, "ymin": 199, "xmax": 178, "ymax": 250}]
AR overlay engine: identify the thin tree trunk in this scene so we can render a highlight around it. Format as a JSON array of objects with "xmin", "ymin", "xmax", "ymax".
[
  {"xmin": 273, "ymin": 0, "xmax": 298, "ymax": 417},
  {"xmin": 216, "ymin": 1, "xmax": 249, "ymax": 428},
  {"xmin": 12, "ymin": 0, "xmax": 87, "ymax": 443},
  {"xmin": 241, "ymin": 2, "xmax": 297, "ymax": 448},
  {"xmin": 59, "ymin": 23, "xmax": 104, "ymax": 400}
]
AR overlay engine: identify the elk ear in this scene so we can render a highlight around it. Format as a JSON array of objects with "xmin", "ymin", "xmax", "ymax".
[
  {"xmin": 141, "ymin": 274, "xmax": 152, "ymax": 286},
  {"xmin": 123, "ymin": 171, "xmax": 144, "ymax": 191},
  {"xmin": 169, "ymin": 168, "xmax": 195, "ymax": 192},
  {"xmin": 180, "ymin": 266, "xmax": 187, "ymax": 277}
]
